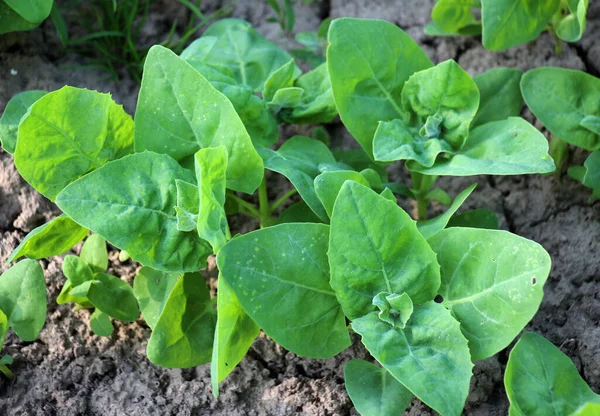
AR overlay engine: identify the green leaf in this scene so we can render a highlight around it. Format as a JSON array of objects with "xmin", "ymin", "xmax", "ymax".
[
  {"xmin": 401, "ymin": 60, "xmax": 479, "ymax": 149},
  {"xmin": 55, "ymin": 152, "xmax": 212, "ymax": 273},
  {"xmin": 0, "ymin": 3, "xmax": 40, "ymax": 34},
  {"xmin": 581, "ymin": 115, "xmax": 600, "ymax": 135},
  {"xmin": 327, "ymin": 18, "xmax": 433, "ymax": 158},
  {"xmin": 14, "ymin": 86, "xmax": 134, "ymax": 201},
  {"xmin": 329, "ymin": 182, "xmax": 440, "ymax": 320},
  {"xmin": 473, "ymin": 68, "xmax": 523, "ymax": 128},
  {"xmin": 359, "ymin": 168, "xmax": 384, "ymax": 191},
  {"xmin": 410, "ymin": 118, "xmax": 555, "ymax": 176},
  {"xmin": 195, "ymin": 146, "xmax": 229, "ymax": 253},
  {"xmin": 448, "ymin": 208, "xmax": 499, "ymax": 230},
  {"xmin": 417, "ymin": 183, "xmax": 477, "ymax": 239},
  {"xmin": 72, "ymin": 272, "xmax": 139, "ymax": 322},
  {"xmin": 3, "ymin": 0, "xmax": 53, "ymax": 23},
  {"xmin": 0, "ymin": 259, "xmax": 46, "ymax": 341},
  {"xmin": 581, "ymin": 151, "xmax": 600, "ymax": 189},
  {"xmin": 217, "ymin": 223, "xmax": 350, "ymax": 358},
  {"xmin": 481, "ymin": 0, "xmax": 561, "ymax": 50},
  {"xmin": 174, "ymin": 179, "xmax": 199, "ymax": 232},
  {"xmin": 133, "ymin": 267, "xmax": 180, "ymax": 330},
  {"xmin": 372, "ymin": 292, "xmax": 414, "ymax": 329},
  {"xmin": 332, "ymin": 148, "xmax": 388, "ymax": 181},
  {"xmin": 7, "ymin": 215, "xmax": 88, "ymax": 263},
  {"xmin": 134, "ymin": 45, "xmax": 263, "ymax": 194},
  {"xmin": 0, "ymin": 90, "xmax": 47, "ymax": 154},
  {"xmin": 571, "ymin": 402, "xmax": 600, "ymax": 416},
  {"xmin": 428, "ymin": 228, "xmax": 551, "ymax": 360},
  {"xmin": 352, "ymin": 302, "xmax": 472, "ymax": 416},
  {"xmin": 146, "ymin": 272, "xmax": 216, "ymax": 368},
  {"xmin": 557, "ymin": 0, "xmax": 588, "ymax": 42},
  {"xmin": 62, "ymin": 255, "xmax": 94, "ymax": 287},
  {"xmin": 314, "ymin": 170, "xmax": 370, "ymax": 218},
  {"xmin": 431, "ymin": 0, "xmax": 480, "ymax": 34},
  {"xmin": 200, "ymin": 19, "xmax": 299, "ymax": 91},
  {"xmin": 80, "ymin": 234, "xmax": 108, "ymax": 273},
  {"xmin": 276, "ymin": 200, "xmax": 323, "ymax": 224},
  {"xmin": 505, "ymin": 333, "xmax": 600, "ymax": 416},
  {"xmin": 90, "ymin": 309, "xmax": 113, "ymax": 337},
  {"xmin": 281, "ymin": 64, "xmax": 338, "ymax": 124},
  {"xmin": 344, "ymin": 359, "xmax": 413, "ymax": 416},
  {"xmin": 263, "ymin": 59, "xmax": 297, "ymax": 102},
  {"xmin": 521, "ymin": 67, "xmax": 600, "ymax": 151},
  {"xmin": 0, "ymin": 310, "xmax": 8, "ymax": 349},
  {"xmin": 259, "ymin": 136, "xmax": 336, "ymax": 221},
  {"xmin": 211, "ymin": 277, "xmax": 259, "ymax": 398},
  {"xmin": 268, "ymin": 87, "xmax": 304, "ymax": 110}
]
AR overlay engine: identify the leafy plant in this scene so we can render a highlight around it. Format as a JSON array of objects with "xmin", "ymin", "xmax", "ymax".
[
  {"xmin": 521, "ymin": 67, "xmax": 600, "ymax": 199},
  {"xmin": 1, "ymin": 17, "xmax": 556, "ymax": 416},
  {"xmin": 0, "ymin": 259, "xmax": 47, "ymax": 379},
  {"xmin": 505, "ymin": 333, "xmax": 600, "ymax": 416},
  {"xmin": 426, "ymin": 0, "xmax": 589, "ymax": 52},
  {"xmin": 0, "ymin": 0, "xmax": 54, "ymax": 34},
  {"xmin": 327, "ymin": 18, "xmax": 555, "ymax": 219}
]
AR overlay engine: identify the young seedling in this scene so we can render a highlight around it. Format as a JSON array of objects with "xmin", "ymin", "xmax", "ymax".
[
  {"xmin": 0, "ymin": 259, "xmax": 47, "ymax": 379},
  {"xmin": 521, "ymin": 67, "xmax": 600, "ymax": 193},
  {"xmin": 327, "ymin": 18, "xmax": 555, "ymax": 219},
  {"xmin": 0, "ymin": 0, "xmax": 53, "ymax": 34},
  {"xmin": 505, "ymin": 333, "xmax": 600, "ymax": 415},
  {"xmin": 426, "ymin": 0, "xmax": 589, "ymax": 52}
]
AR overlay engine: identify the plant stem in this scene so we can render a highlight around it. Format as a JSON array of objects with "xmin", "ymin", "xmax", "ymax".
[
  {"xmin": 258, "ymin": 178, "xmax": 274, "ymax": 228},
  {"xmin": 228, "ymin": 194, "xmax": 261, "ymax": 218},
  {"xmin": 270, "ymin": 188, "xmax": 298, "ymax": 212},
  {"xmin": 0, "ymin": 364, "xmax": 14, "ymax": 381},
  {"xmin": 550, "ymin": 135, "xmax": 568, "ymax": 177},
  {"xmin": 410, "ymin": 171, "xmax": 438, "ymax": 221}
]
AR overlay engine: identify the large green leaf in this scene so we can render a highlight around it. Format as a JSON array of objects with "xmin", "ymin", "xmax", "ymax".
[
  {"xmin": 0, "ymin": 259, "xmax": 46, "ymax": 341},
  {"xmin": 0, "ymin": 90, "xmax": 47, "ymax": 154},
  {"xmin": 410, "ymin": 118, "xmax": 555, "ymax": 175},
  {"xmin": 473, "ymin": 68, "xmax": 523, "ymax": 128},
  {"xmin": 505, "ymin": 333, "xmax": 600, "ymax": 416},
  {"xmin": 217, "ymin": 223, "xmax": 350, "ymax": 358},
  {"xmin": 134, "ymin": 45, "xmax": 263, "ymax": 194},
  {"xmin": 329, "ymin": 182, "xmax": 440, "ymax": 320},
  {"xmin": 56, "ymin": 152, "xmax": 212, "ymax": 273},
  {"xmin": 7, "ymin": 215, "xmax": 88, "ymax": 263},
  {"xmin": 133, "ymin": 267, "xmax": 180, "ymax": 330},
  {"xmin": 417, "ymin": 183, "xmax": 477, "ymax": 239},
  {"xmin": 521, "ymin": 67, "xmax": 600, "ymax": 151},
  {"xmin": 211, "ymin": 277, "xmax": 259, "ymax": 398},
  {"xmin": 0, "ymin": 3, "xmax": 39, "ymax": 34},
  {"xmin": 195, "ymin": 146, "xmax": 229, "ymax": 254},
  {"xmin": 259, "ymin": 136, "xmax": 336, "ymax": 221},
  {"xmin": 557, "ymin": 0, "xmax": 588, "ymax": 42},
  {"xmin": 4, "ymin": 0, "xmax": 53, "ymax": 23},
  {"xmin": 14, "ymin": 86, "xmax": 133, "ymax": 201},
  {"xmin": 146, "ymin": 272, "xmax": 216, "ymax": 368},
  {"xmin": 344, "ymin": 359, "xmax": 413, "ymax": 416},
  {"xmin": 353, "ymin": 302, "xmax": 472, "ymax": 416},
  {"xmin": 71, "ymin": 272, "xmax": 139, "ymax": 322},
  {"xmin": 428, "ymin": 228, "xmax": 551, "ymax": 360},
  {"xmin": 199, "ymin": 19, "xmax": 299, "ymax": 92},
  {"xmin": 481, "ymin": 0, "xmax": 561, "ymax": 50},
  {"xmin": 327, "ymin": 18, "xmax": 433, "ymax": 158}
]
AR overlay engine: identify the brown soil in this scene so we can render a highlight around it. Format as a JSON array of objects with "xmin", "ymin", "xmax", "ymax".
[{"xmin": 0, "ymin": 1, "xmax": 599, "ymax": 415}]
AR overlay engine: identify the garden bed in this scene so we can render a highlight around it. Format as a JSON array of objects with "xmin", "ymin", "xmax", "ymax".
[{"xmin": 0, "ymin": 0, "xmax": 599, "ymax": 415}]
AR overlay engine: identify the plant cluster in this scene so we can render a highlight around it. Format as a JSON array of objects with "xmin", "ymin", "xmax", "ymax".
[
  {"xmin": 0, "ymin": 12, "xmax": 597, "ymax": 416},
  {"xmin": 427, "ymin": 0, "xmax": 589, "ymax": 52}
]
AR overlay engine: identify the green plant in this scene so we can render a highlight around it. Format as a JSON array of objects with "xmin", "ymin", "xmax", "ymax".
[
  {"xmin": 0, "ymin": 259, "xmax": 47, "ymax": 379},
  {"xmin": 265, "ymin": 0, "xmax": 318, "ymax": 34},
  {"xmin": 1, "ymin": 17, "xmax": 555, "ymax": 416},
  {"xmin": 0, "ymin": 0, "xmax": 54, "ymax": 34},
  {"xmin": 505, "ymin": 333, "xmax": 600, "ymax": 416},
  {"xmin": 520, "ymin": 67, "xmax": 600, "ymax": 199},
  {"xmin": 427, "ymin": 0, "xmax": 589, "ymax": 52},
  {"xmin": 327, "ymin": 18, "xmax": 555, "ymax": 219}
]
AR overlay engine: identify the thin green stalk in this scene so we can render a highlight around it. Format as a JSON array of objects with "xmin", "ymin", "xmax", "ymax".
[
  {"xmin": 0, "ymin": 364, "xmax": 14, "ymax": 381},
  {"xmin": 550, "ymin": 135, "xmax": 568, "ymax": 177},
  {"xmin": 270, "ymin": 188, "xmax": 298, "ymax": 212},
  {"xmin": 258, "ymin": 178, "xmax": 274, "ymax": 228},
  {"xmin": 229, "ymin": 194, "xmax": 260, "ymax": 218},
  {"xmin": 410, "ymin": 170, "xmax": 438, "ymax": 221}
]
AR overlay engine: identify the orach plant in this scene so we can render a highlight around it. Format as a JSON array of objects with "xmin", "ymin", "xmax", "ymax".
[
  {"xmin": 505, "ymin": 333, "xmax": 600, "ymax": 416},
  {"xmin": 0, "ymin": 0, "xmax": 54, "ymax": 34},
  {"xmin": 521, "ymin": 67, "xmax": 600, "ymax": 200},
  {"xmin": 1, "ymin": 17, "xmax": 555, "ymax": 416},
  {"xmin": 427, "ymin": 0, "xmax": 589, "ymax": 52}
]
